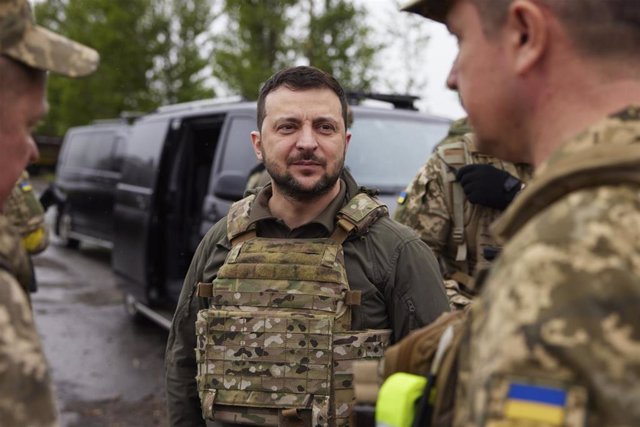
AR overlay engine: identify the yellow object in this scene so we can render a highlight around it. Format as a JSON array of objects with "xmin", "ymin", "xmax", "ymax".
[
  {"xmin": 22, "ymin": 228, "xmax": 45, "ymax": 253},
  {"xmin": 375, "ymin": 372, "xmax": 427, "ymax": 427},
  {"xmin": 504, "ymin": 400, "xmax": 564, "ymax": 425}
]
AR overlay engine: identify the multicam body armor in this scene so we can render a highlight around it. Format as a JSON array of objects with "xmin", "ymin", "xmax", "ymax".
[{"xmin": 195, "ymin": 192, "xmax": 392, "ymax": 426}]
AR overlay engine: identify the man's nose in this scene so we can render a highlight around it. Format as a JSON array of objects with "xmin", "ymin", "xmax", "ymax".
[{"xmin": 296, "ymin": 124, "xmax": 318, "ymax": 150}]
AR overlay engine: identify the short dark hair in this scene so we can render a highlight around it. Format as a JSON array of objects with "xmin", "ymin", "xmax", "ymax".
[
  {"xmin": 256, "ymin": 66, "xmax": 349, "ymax": 131},
  {"xmin": 472, "ymin": 0, "xmax": 640, "ymax": 59}
]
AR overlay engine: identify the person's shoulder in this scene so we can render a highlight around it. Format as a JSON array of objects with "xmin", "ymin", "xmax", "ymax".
[
  {"xmin": 526, "ymin": 184, "xmax": 640, "ymax": 242},
  {"xmin": 493, "ymin": 185, "xmax": 640, "ymax": 290},
  {"xmin": 367, "ymin": 215, "xmax": 423, "ymax": 246}
]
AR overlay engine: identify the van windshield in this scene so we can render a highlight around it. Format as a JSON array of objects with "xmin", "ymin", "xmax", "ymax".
[{"xmin": 346, "ymin": 115, "xmax": 449, "ymax": 192}]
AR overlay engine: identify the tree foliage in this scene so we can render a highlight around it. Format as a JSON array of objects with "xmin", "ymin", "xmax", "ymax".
[
  {"xmin": 303, "ymin": 0, "xmax": 379, "ymax": 92},
  {"xmin": 212, "ymin": 0, "xmax": 381, "ymax": 100},
  {"xmin": 212, "ymin": 0, "xmax": 297, "ymax": 100},
  {"xmin": 35, "ymin": 0, "xmax": 215, "ymax": 136}
]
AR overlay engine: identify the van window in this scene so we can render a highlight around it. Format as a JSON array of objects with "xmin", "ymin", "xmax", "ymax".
[
  {"xmin": 219, "ymin": 117, "xmax": 256, "ymax": 174},
  {"xmin": 346, "ymin": 117, "xmax": 449, "ymax": 190},
  {"xmin": 61, "ymin": 130, "xmax": 119, "ymax": 171}
]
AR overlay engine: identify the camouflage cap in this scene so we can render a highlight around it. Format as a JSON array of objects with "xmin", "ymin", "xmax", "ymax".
[
  {"xmin": 0, "ymin": 0, "xmax": 99, "ymax": 77},
  {"xmin": 400, "ymin": 0, "xmax": 451, "ymax": 23}
]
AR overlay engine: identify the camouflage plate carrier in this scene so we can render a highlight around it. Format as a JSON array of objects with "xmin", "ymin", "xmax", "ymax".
[
  {"xmin": 195, "ymin": 192, "xmax": 392, "ymax": 426},
  {"xmin": 435, "ymin": 134, "xmax": 530, "ymax": 291}
]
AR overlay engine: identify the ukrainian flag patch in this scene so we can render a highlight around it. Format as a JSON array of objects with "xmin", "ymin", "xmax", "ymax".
[
  {"xmin": 19, "ymin": 180, "xmax": 32, "ymax": 192},
  {"xmin": 396, "ymin": 191, "xmax": 408, "ymax": 205},
  {"xmin": 503, "ymin": 382, "xmax": 567, "ymax": 425}
]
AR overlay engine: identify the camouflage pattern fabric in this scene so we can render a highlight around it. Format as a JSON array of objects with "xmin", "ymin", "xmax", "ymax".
[
  {"xmin": 394, "ymin": 118, "xmax": 531, "ymax": 305},
  {"xmin": 245, "ymin": 167, "xmax": 270, "ymax": 193},
  {"xmin": 0, "ymin": 0, "xmax": 98, "ymax": 77},
  {"xmin": 196, "ymin": 193, "xmax": 392, "ymax": 426},
  {"xmin": 0, "ymin": 216, "xmax": 58, "ymax": 426},
  {"xmin": 455, "ymin": 106, "xmax": 640, "ymax": 426},
  {"xmin": 3, "ymin": 171, "xmax": 48, "ymax": 255}
]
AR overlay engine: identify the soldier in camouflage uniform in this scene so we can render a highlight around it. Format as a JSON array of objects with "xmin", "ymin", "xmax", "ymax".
[
  {"xmin": 394, "ymin": 118, "xmax": 531, "ymax": 308},
  {"xmin": 165, "ymin": 66, "xmax": 450, "ymax": 427},
  {"xmin": 403, "ymin": 0, "xmax": 640, "ymax": 424},
  {"xmin": 0, "ymin": 0, "xmax": 98, "ymax": 425}
]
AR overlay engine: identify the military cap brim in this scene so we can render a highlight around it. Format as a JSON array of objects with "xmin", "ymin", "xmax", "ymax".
[
  {"xmin": 1, "ymin": 0, "xmax": 99, "ymax": 77},
  {"xmin": 400, "ymin": 0, "xmax": 451, "ymax": 24}
]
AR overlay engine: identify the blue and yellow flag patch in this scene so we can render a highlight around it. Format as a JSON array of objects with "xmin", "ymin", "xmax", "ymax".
[
  {"xmin": 396, "ymin": 191, "xmax": 408, "ymax": 205},
  {"xmin": 503, "ymin": 382, "xmax": 567, "ymax": 425},
  {"xmin": 19, "ymin": 180, "xmax": 32, "ymax": 192}
]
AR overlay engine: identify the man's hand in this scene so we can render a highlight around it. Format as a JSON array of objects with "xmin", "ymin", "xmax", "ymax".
[{"xmin": 456, "ymin": 164, "xmax": 521, "ymax": 210}]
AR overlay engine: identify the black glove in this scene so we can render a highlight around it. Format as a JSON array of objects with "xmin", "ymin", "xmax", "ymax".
[{"xmin": 456, "ymin": 164, "xmax": 521, "ymax": 210}]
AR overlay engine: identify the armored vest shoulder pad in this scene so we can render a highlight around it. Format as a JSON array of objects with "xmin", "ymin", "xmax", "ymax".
[
  {"xmin": 336, "ymin": 192, "xmax": 388, "ymax": 236},
  {"xmin": 226, "ymin": 195, "xmax": 256, "ymax": 242}
]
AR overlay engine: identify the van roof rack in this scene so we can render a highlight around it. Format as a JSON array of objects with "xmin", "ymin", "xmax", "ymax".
[
  {"xmin": 346, "ymin": 91, "xmax": 420, "ymax": 111},
  {"xmin": 91, "ymin": 111, "xmax": 145, "ymax": 125},
  {"xmin": 155, "ymin": 96, "xmax": 245, "ymax": 114}
]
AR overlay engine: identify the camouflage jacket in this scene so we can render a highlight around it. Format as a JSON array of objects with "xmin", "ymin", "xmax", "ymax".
[
  {"xmin": 165, "ymin": 173, "xmax": 450, "ymax": 427},
  {"xmin": 455, "ymin": 106, "xmax": 640, "ymax": 426},
  {"xmin": 0, "ymin": 216, "xmax": 58, "ymax": 426},
  {"xmin": 3, "ymin": 171, "xmax": 49, "ymax": 255},
  {"xmin": 395, "ymin": 119, "xmax": 531, "ymax": 305}
]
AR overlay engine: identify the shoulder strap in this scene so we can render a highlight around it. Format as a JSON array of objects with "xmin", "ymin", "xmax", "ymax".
[
  {"xmin": 226, "ymin": 195, "xmax": 257, "ymax": 246},
  {"xmin": 330, "ymin": 192, "xmax": 388, "ymax": 244},
  {"xmin": 495, "ymin": 144, "xmax": 640, "ymax": 242},
  {"xmin": 436, "ymin": 137, "xmax": 474, "ymax": 262}
]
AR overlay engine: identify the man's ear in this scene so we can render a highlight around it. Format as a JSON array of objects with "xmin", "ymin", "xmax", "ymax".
[
  {"xmin": 250, "ymin": 131, "xmax": 263, "ymax": 161},
  {"xmin": 506, "ymin": 0, "xmax": 548, "ymax": 75}
]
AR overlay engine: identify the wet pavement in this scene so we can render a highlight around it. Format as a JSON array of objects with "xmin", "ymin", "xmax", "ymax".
[{"xmin": 32, "ymin": 228, "xmax": 170, "ymax": 426}]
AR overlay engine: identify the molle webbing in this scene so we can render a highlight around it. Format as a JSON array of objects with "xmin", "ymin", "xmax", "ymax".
[{"xmin": 197, "ymin": 192, "xmax": 391, "ymax": 425}]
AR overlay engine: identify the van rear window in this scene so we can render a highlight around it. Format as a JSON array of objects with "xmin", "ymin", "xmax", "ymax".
[{"xmin": 62, "ymin": 131, "xmax": 118, "ymax": 171}]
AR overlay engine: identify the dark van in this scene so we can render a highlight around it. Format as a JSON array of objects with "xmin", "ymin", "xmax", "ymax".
[
  {"xmin": 109, "ymin": 97, "xmax": 450, "ymax": 327},
  {"xmin": 54, "ymin": 119, "xmax": 132, "ymax": 249}
]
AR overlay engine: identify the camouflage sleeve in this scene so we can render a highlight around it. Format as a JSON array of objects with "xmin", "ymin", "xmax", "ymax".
[
  {"xmin": 0, "ymin": 270, "xmax": 58, "ymax": 427},
  {"xmin": 4, "ymin": 172, "xmax": 49, "ymax": 255},
  {"xmin": 461, "ymin": 187, "xmax": 640, "ymax": 426},
  {"xmin": 393, "ymin": 155, "xmax": 451, "ymax": 258},
  {"xmin": 165, "ymin": 220, "xmax": 229, "ymax": 427}
]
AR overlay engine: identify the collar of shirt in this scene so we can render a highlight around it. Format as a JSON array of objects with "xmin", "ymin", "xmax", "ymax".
[{"xmin": 247, "ymin": 180, "xmax": 347, "ymax": 238}]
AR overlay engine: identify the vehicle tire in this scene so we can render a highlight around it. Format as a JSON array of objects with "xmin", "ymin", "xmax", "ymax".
[{"xmin": 56, "ymin": 205, "xmax": 80, "ymax": 249}]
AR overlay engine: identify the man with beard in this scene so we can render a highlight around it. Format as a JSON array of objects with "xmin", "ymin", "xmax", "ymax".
[{"xmin": 165, "ymin": 66, "xmax": 450, "ymax": 426}]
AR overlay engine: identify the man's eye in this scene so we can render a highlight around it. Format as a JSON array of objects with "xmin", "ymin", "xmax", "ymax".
[
  {"xmin": 318, "ymin": 124, "xmax": 335, "ymax": 133},
  {"xmin": 278, "ymin": 124, "xmax": 296, "ymax": 132}
]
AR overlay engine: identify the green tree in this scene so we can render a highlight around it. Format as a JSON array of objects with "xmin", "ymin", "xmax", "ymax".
[
  {"xmin": 303, "ymin": 0, "xmax": 380, "ymax": 91},
  {"xmin": 212, "ymin": 0, "xmax": 297, "ymax": 100},
  {"xmin": 34, "ymin": 0, "xmax": 216, "ymax": 136},
  {"xmin": 212, "ymin": 0, "xmax": 381, "ymax": 99},
  {"xmin": 152, "ymin": 0, "xmax": 216, "ymax": 105}
]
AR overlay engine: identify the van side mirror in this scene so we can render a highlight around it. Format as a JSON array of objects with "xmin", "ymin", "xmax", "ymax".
[{"xmin": 213, "ymin": 172, "xmax": 247, "ymax": 201}]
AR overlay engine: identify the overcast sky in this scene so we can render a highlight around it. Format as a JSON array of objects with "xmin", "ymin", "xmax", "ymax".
[{"xmin": 357, "ymin": 0, "xmax": 466, "ymax": 119}]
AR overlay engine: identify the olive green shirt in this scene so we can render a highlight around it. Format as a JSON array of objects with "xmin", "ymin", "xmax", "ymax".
[{"xmin": 165, "ymin": 176, "xmax": 449, "ymax": 427}]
